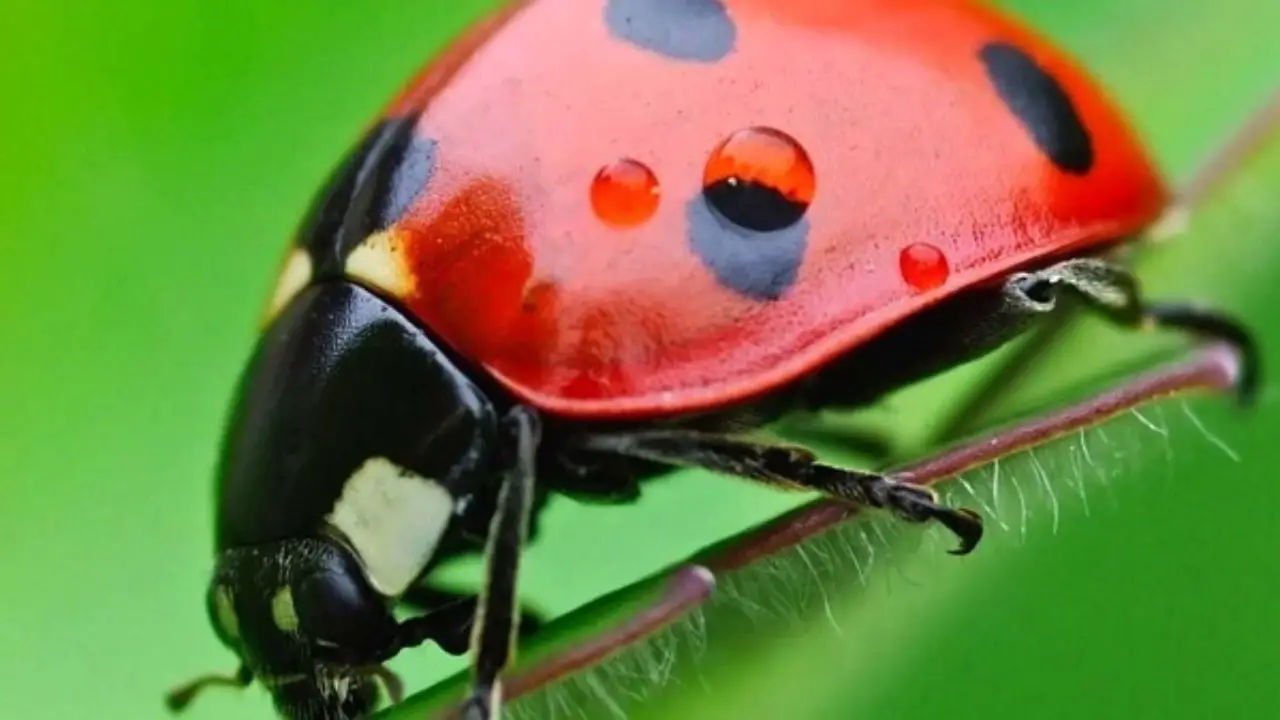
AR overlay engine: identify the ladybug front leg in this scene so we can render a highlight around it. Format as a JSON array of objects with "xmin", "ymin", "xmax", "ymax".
[
  {"xmin": 575, "ymin": 431, "xmax": 984, "ymax": 555},
  {"xmin": 458, "ymin": 406, "xmax": 541, "ymax": 720},
  {"xmin": 1007, "ymin": 257, "xmax": 1261, "ymax": 405},
  {"xmin": 928, "ymin": 256, "xmax": 1260, "ymax": 443}
]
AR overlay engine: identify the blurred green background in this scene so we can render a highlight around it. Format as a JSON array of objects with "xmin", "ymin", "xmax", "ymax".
[{"xmin": 1, "ymin": 1, "xmax": 1278, "ymax": 719}]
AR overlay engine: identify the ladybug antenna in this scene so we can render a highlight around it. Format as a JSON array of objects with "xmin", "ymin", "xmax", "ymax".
[{"xmin": 165, "ymin": 666, "xmax": 252, "ymax": 713}]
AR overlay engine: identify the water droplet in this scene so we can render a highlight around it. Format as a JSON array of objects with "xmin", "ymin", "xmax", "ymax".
[
  {"xmin": 702, "ymin": 127, "xmax": 814, "ymax": 232},
  {"xmin": 590, "ymin": 158, "xmax": 660, "ymax": 227},
  {"xmin": 899, "ymin": 243, "xmax": 950, "ymax": 291}
]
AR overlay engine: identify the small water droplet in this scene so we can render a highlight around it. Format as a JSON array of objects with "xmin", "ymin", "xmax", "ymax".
[
  {"xmin": 899, "ymin": 242, "xmax": 950, "ymax": 291},
  {"xmin": 590, "ymin": 158, "xmax": 660, "ymax": 227}
]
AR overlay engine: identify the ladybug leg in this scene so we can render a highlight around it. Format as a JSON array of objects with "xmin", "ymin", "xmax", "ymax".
[
  {"xmin": 575, "ymin": 431, "xmax": 983, "ymax": 555},
  {"xmin": 399, "ymin": 585, "xmax": 547, "ymax": 656},
  {"xmin": 1007, "ymin": 257, "xmax": 1261, "ymax": 405},
  {"xmin": 457, "ymin": 405, "xmax": 541, "ymax": 720},
  {"xmin": 929, "ymin": 255, "xmax": 1260, "ymax": 444}
]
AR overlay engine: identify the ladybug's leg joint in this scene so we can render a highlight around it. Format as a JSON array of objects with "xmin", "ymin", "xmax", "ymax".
[
  {"xmin": 1009, "ymin": 258, "xmax": 1261, "ymax": 406},
  {"xmin": 164, "ymin": 664, "xmax": 253, "ymax": 713},
  {"xmin": 458, "ymin": 405, "xmax": 541, "ymax": 720},
  {"xmin": 812, "ymin": 465, "xmax": 984, "ymax": 555},
  {"xmin": 575, "ymin": 431, "xmax": 984, "ymax": 555}
]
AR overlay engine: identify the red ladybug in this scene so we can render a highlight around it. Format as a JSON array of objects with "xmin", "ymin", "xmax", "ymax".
[{"xmin": 168, "ymin": 0, "xmax": 1260, "ymax": 718}]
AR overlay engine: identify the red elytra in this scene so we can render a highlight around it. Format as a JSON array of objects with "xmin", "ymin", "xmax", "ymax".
[{"xmin": 333, "ymin": 0, "xmax": 1167, "ymax": 419}]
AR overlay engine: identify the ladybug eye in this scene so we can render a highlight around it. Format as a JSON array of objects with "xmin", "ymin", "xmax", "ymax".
[
  {"xmin": 590, "ymin": 158, "xmax": 661, "ymax": 227},
  {"xmin": 702, "ymin": 127, "xmax": 815, "ymax": 232}
]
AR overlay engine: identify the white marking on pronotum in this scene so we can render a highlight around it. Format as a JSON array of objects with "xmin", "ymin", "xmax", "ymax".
[
  {"xmin": 327, "ymin": 457, "xmax": 455, "ymax": 596},
  {"xmin": 264, "ymin": 247, "xmax": 313, "ymax": 320}
]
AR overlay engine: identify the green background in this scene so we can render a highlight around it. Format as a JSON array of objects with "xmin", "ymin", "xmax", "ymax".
[{"xmin": 1, "ymin": 1, "xmax": 1277, "ymax": 718}]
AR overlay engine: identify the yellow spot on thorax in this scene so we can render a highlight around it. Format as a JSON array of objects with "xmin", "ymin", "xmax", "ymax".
[
  {"xmin": 346, "ymin": 230, "xmax": 414, "ymax": 299},
  {"xmin": 262, "ymin": 247, "xmax": 314, "ymax": 325}
]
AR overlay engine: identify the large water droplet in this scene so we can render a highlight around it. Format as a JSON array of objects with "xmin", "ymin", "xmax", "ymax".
[{"xmin": 702, "ymin": 126, "xmax": 814, "ymax": 232}]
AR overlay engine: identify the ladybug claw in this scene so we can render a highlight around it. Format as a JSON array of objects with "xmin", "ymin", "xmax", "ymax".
[
  {"xmin": 937, "ymin": 507, "xmax": 984, "ymax": 556},
  {"xmin": 884, "ymin": 483, "xmax": 984, "ymax": 555}
]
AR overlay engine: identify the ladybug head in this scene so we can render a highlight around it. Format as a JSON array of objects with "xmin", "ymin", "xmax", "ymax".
[{"xmin": 205, "ymin": 536, "xmax": 401, "ymax": 718}]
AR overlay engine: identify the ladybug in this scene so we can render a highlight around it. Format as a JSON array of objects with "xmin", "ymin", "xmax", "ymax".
[{"xmin": 167, "ymin": 0, "xmax": 1260, "ymax": 718}]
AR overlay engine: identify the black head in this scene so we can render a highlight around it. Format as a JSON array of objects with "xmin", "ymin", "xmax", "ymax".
[{"xmin": 207, "ymin": 536, "xmax": 403, "ymax": 719}]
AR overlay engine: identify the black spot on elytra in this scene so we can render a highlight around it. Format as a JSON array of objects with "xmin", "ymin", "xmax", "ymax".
[
  {"xmin": 980, "ymin": 41, "xmax": 1094, "ymax": 175},
  {"xmin": 296, "ymin": 116, "xmax": 439, "ymax": 276},
  {"xmin": 605, "ymin": 0, "xmax": 735, "ymax": 63},
  {"xmin": 687, "ymin": 193, "xmax": 807, "ymax": 301}
]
